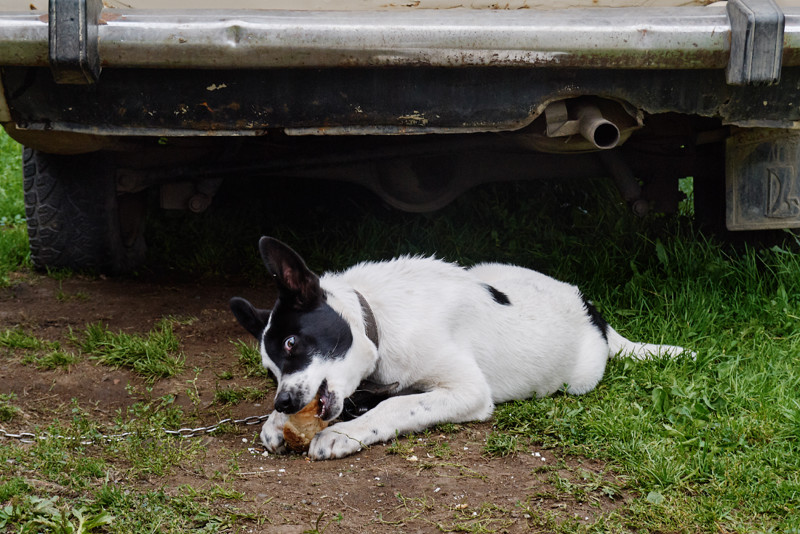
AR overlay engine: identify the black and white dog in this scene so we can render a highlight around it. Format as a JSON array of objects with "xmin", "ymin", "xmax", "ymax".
[{"xmin": 230, "ymin": 237, "xmax": 689, "ymax": 460}]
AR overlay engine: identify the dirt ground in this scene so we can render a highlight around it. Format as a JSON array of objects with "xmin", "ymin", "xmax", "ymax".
[{"xmin": 0, "ymin": 272, "xmax": 630, "ymax": 532}]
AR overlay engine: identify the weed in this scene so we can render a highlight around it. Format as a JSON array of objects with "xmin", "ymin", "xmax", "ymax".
[
  {"xmin": 0, "ymin": 327, "xmax": 51, "ymax": 351},
  {"xmin": 55, "ymin": 286, "xmax": 90, "ymax": 302},
  {"xmin": 217, "ymin": 370, "xmax": 234, "ymax": 380},
  {"xmin": 213, "ymin": 386, "xmax": 266, "ymax": 405},
  {"xmin": 232, "ymin": 339, "xmax": 270, "ymax": 378},
  {"xmin": 0, "ymin": 393, "xmax": 20, "ymax": 422},
  {"xmin": 0, "ymin": 328, "xmax": 78, "ymax": 369},
  {"xmin": 21, "ymin": 349, "xmax": 80, "ymax": 370},
  {"xmin": 386, "ymin": 431, "xmax": 416, "ymax": 457},
  {"xmin": 484, "ymin": 432, "xmax": 518, "ymax": 457},
  {"xmin": 440, "ymin": 502, "xmax": 515, "ymax": 533},
  {"xmin": 75, "ymin": 320, "xmax": 184, "ymax": 379},
  {"xmin": 428, "ymin": 439, "xmax": 454, "ymax": 459},
  {"xmin": 164, "ymin": 314, "xmax": 199, "ymax": 326},
  {"xmin": 13, "ymin": 496, "xmax": 114, "ymax": 533},
  {"xmin": 304, "ymin": 511, "xmax": 343, "ymax": 534}
]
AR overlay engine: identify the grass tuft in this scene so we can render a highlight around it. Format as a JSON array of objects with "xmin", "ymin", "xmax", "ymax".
[
  {"xmin": 213, "ymin": 386, "xmax": 266, "ymax": 406},
  {"xmin": 74, "ymin": 320, "xmax": 184, "ymax": 380},
  {"xmin": 0, "ymin": 393, "xmax": 20, "ymax": 422},
  {"xmin": 232, "ymin": 339, "xmax": 270, "ymax": 378}
]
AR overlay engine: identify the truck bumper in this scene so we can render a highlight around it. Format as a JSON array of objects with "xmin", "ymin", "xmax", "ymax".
[{"xmin": 0, "ymin": 5, "xmax": 797, "ymax": 72}]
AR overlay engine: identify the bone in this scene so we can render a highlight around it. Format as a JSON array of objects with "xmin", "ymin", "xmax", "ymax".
[{"xmin": 283, "ymin": 396, "xmax": 329, "ymax": 453}]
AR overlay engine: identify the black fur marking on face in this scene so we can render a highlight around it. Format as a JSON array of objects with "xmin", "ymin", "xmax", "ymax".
[
  {"xmin": 264, "ymin": 297, "xmax": 354, "ymax": 376},
  {"xmin": 484, "ymin": 284, "xmax": 511, "ymax": 306},
  {"xmin": 581, "ymin": 294, "xmax": 609, "ymax": 342}
]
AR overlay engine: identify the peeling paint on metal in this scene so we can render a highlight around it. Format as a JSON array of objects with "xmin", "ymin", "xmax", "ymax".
[{"xmin": 398, "ymin": 111, "xmax": 429, "ymax": 126}]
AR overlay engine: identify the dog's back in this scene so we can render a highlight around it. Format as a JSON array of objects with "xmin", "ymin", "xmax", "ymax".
[{"xmin": 328, "ymin": 258, "xmax": 614, "ymax": 400}]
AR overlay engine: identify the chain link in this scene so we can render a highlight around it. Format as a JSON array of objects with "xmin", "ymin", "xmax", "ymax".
[{"xmin": 0, "ymin": 414, "xmax": 269, "ymax": 444}]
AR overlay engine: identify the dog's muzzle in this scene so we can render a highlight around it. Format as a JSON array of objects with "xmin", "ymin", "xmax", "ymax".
[{"xmin": 274, "ymin": 380, "xmax": 336, "ymax": 420}]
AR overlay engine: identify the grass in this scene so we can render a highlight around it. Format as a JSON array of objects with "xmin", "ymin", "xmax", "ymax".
[
  {"xmin": 73, "ymin": 320, "xmax": 185, "ymax": 380},
  {"xmin": 2, "ymin": 126, "xmax": 800, "ymax": 530},
  {"xmin": 232, "ymin": 339, "xmax": 270, "ymax": 379},
  {"xmin": 1, "ymin": 328, "xmax": 79, "ymax": 370},
  {"xmin": 213, "ymin": 385, "xmax": 266, "ymax": 406},
  {"xmin": 0, "ymin": 409, "xmax": 241, "ymax": 533},
  {"xmin": 0, "ymin": 393, "xmax": 20, "ymax": 422},
  {"xmin": 0, "ymin": 130, "xmax": 27, "ymax": 285}
]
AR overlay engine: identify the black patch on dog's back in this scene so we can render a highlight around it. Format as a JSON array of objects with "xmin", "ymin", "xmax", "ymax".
[
  {"xmin": 581, "ymin": 295, "xmax": 609, "ymax": 341},
  {"xmin": 484, "ymin": 284, "xmax": 511, "ymax": 305}
]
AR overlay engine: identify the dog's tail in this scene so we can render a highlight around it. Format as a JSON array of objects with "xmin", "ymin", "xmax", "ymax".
[{"xmin": 606, "ymin": 326, "xmax": 693, "ymax": 360}]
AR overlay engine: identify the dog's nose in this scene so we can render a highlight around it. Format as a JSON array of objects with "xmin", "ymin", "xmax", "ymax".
[{"xmin": 274, "ymin": 390, "xmax": 295, "ymax": 413}]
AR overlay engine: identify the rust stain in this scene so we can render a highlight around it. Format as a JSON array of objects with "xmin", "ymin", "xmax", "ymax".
[{"xmin": 99, "ymin": 12, "xmax": 122, "ymax": 24}]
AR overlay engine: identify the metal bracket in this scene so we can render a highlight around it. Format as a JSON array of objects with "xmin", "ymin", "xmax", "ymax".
[
  {"xmin": 48, "ymin": 0, "xmax": 103, "ymax": 84},
  {"xmin": 726, "ymin": 0, "xmax": 784, "ymax": 86}
]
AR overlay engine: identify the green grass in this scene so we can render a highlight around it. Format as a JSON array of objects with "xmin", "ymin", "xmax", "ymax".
[
  {"xmin": 0, "ymin": 398, "xmax": 242, "ymax": 533},
  {"xmin": 212, "ymin": 385, "xmax": 266, "ymax": 406},
  {"xmin": 0, "ymin": 393, "xmax": 20, "ymax": 422},
  {"xmin": 73, "ymin": 320, "xmax": 185, "ymax": 380},
  {"xmin": 0, "ymin": 328, "xmax": 79, "ymax": 370},
  {"xmin": 0, "ymin": 327, "xmax": 51, "ymax": 351},
  {"xmin": 232, "ymin": 339, "xmax": 271, "ymax": 379},
  {"xmin": 0, "ymin": 130, "xmax": 27, "ymax": 285}
]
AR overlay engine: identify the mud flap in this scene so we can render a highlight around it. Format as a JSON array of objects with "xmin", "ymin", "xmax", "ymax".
[{"xmin": 726, "ymin": 128, "xmax": 800, "ymax": 230}]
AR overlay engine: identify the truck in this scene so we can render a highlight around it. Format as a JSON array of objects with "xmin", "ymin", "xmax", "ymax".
[{"xmin": 1, "ymin": 0, "xmax": 798, "ymax": 272}]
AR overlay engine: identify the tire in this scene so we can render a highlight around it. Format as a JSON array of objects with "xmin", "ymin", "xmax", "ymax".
[{"xmin": 23, "ymin": 148, "xmax": 146, "ymax": 274}]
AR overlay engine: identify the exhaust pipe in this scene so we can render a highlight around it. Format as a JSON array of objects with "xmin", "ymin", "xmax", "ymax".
[
  {"xmin": 535, "ymin": 98, "xmax": 637, "ymax": 153},
  {"xmin": 574, "ymin": 102, "xmax": 621, "ymax": 150}
]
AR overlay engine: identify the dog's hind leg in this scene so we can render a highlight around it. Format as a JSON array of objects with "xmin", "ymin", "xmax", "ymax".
[{"xmin": 565, "ymin": 336, "xmax": 610, "ymax": 395}]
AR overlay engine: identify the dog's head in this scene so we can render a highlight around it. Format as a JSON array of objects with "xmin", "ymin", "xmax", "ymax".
[{"xmin": 230, "ymin": 237, "xmax": 378, "ymax": 422}]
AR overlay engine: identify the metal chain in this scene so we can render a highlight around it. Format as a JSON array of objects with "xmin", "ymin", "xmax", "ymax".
[{"xmin": 0, "ymin": 414, "xmax": 269, "ymax": 445}]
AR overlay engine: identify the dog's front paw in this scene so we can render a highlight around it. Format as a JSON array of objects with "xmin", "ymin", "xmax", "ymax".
[
  {"xmin": 260, "ymin": 412, "xmax": 288, "ymax": 454},
  {"xmin": 307, "ymin": 424, "xmax": 368, "ymax": 460}
]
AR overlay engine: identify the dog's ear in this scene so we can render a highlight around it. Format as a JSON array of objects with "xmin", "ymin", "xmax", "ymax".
[
  {"xmin": 230, "ymin": 296, "xmax": 271, "ymax": 339},
  {"xmin": 259, "ymin": 236, "xmax": 322, "ymax": 309}
]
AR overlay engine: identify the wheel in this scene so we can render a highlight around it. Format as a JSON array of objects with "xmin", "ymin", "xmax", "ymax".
[{"xmin": 23, "ymin": 148, "xmax": 146, "ymax": 274}]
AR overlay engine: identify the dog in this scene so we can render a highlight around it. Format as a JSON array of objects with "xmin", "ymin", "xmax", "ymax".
[{"xmin": 230, "ymin": 236, "xmax": 689, "ymax": 460}]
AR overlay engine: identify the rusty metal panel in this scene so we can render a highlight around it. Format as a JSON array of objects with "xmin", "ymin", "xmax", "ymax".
[
  {"xmin": 726, "ymin": 128, "xmax": 800, "ymax": 230},
  {"xmin": 5, "ymin": 66, "xmax": 800, "ymax": 136}
]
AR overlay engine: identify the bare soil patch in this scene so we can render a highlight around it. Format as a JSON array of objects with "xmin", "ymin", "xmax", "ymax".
[{"xmin": 1, "ymin": 273, "xmax": 630, "ymax": 532}]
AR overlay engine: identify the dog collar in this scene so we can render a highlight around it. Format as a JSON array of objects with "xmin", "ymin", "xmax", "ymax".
[{"xmin": 354, "ymin": 290, "xmax": 379, "ymax": 349}]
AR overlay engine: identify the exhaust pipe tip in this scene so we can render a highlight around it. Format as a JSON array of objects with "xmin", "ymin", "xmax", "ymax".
[
  {"xmin": 585, "ymin": 121, "xmax": 621, "ymax": 150},
  {"xmin": 576, "ymin": 103, "xmax": 621, "ymax": 150}
]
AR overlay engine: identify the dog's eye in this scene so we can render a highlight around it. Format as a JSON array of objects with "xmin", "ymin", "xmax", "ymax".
[{"xmin": 283, "ymin": 336, "xmax": 297, "ymax": 353}]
